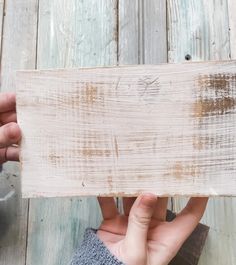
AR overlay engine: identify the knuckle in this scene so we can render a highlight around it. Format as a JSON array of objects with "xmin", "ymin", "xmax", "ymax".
[
  {"xmin": 0, "ymin": 124, "xmax": 13, "ymax": 147},
  {"xmin": 129, "ymin": 212, "xmax": 151, "ymax": 227}
]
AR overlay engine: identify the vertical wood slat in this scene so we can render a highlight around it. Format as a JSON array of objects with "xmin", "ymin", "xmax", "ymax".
[
  {"xmin": 119, "ymin": 0, "xmax": 167, "ymax": 64},
  {"xmin": 26, "ymin": 1, "xmax": 117, "ymax": 264},
  {"xmin": 228, "ymin": 0, "xmax": 236, "ymax": 59},
  {"xmin": 0, "ymin": 0, "xmax": 38, "ymax": 265},
  {"xmin": 143, "ymin": 0, "xmax": 167, "ymax": 64},
  {"xmin": 118, "ymin": 0, "xmax": 167, "ymax": 211},
  {"xmin": 118, "ymin": 0, "xmax": 139, "ymax": 64},
  {"xmin": 0, "ymin": 0, "xmax": 4, "ymax": 53},
  {"xmin": 167, "ymin": 0, "xmax": 235, "ymax": 264}
]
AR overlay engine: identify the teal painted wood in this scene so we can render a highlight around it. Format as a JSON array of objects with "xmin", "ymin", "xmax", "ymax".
[
  {"xmin": 119, "ymin": 0, "xmax": 167, "ymax": 64},
  {"xmin": 142, "ymin": 0, "xmax": 167, "ymax": 64},
  {"xmin": 167, "ymin": 0, "xmax": 236, "ymax": 264},
  {"xmin": 119, "ymin": 0, "xmax": 139, "ymax": 64},
  {"xmin": 27, "ymin": 198, "xmax": 102, "ymax": 264},
  {"xmin": 26, "ymin": 1, "xmax": 117, "ymax": 264},
  {"xmin": 37, "ymin": 0, "xmax": 117, "ymax": 68},
  {"xmin": 0, "ymin": 0, "xmax": 38, "ymax": 264}
]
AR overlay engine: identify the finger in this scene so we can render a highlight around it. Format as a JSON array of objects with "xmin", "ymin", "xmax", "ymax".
[
  {"xmin": 125, "ymin": 194, "xmax": 157, "ymax": 252},
  {"xmin": 123, "ymin": 197, "xmax": 136, "ymax": 216},
  {"xmin": 0, "ymin": 111, "xmax": 17, "ymax": 124},
  {"xmin": 153, "ymin": 197, "xmax": 168, "ymax": 221},
  {"xmin": 0, "ymin": 146, "xmax": 20, "ymax": 163},
  {"xmin": 170, "ymin": 197, "xmax": 208, "ymax": 246},
  {"xmin": 97, "ymin": 197, "xmax": 118, "ymax": 220},
  {"xmin": 0, "ymin": 122, "xmax": 21, "ymax": 148},
  {"xmin": 0, "ymin": 93, "xmax": 16, "ymax": 113}
]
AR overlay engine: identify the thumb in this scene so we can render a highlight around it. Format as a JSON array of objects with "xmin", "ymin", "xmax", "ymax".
[{"xmin": 124, "ymin": 194, "xmax": 157, "ymax": 252}]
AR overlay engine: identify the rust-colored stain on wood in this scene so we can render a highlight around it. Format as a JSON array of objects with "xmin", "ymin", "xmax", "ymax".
[
  {"xmin": 194, "ymin": 73, "xmax": 236, "ymax": 117},
  {"xmin": 170, "ymin": 162, "xmax": 200, "ymax": 179},
  {"xmin": 85, "ymin": 83, "xmax": 98, "ymax": 104},
  {"xmin": 194, "ymin": 97, "xmax": 236, "ymax": 117},
  {"xmin": 82, "ymin": 148, "xmax": 111, "ymax": 157},
  {"xmin": 192, "ymin": 135, "xmax": 225, "ymax": 151},
  {"xmin": 198, "ymin": 73, "xmax": 236, "ymax": 93}
]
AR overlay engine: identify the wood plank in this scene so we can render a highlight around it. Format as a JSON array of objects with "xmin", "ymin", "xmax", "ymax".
[
  {"xmin": 16, "ymin": 61, "xmax": 236, "ymax": 197},
  {"xmin": 167, "ymin": 1, "xmax": 236, "ymax": 264},
  {"xmin": 0, "ymin": 0, "xmax": 38, "ymax": 264},
  {"xmin": 25, "ymin": 1, "xmax": 117, "ymax": 264},
  {"xmin": 228, "ymin": 0, "xmax": 236, "ymax": 59},
  {"xmin": 119, "ymin": 0, "xmax": 167, "ymax": 64},
  {"xmin": 119, "ymin": 0, "xmax": 139, "ymax": 64},
  {"xmin": 0, "ymin": 0, "xmax": 4, "ymax": 52},
  {"xmin": 143, "ymin": 0, "xmax": 167, "ymax": 63}
]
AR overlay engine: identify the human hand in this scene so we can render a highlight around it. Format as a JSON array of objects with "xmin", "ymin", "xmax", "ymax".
[
  {"xmin": 0, "ymin": 92, "xmax": 21, "ymax": 164},
  {"xmin": 97, "ymin": 194, "xmax": 208, "ymax": 265}
]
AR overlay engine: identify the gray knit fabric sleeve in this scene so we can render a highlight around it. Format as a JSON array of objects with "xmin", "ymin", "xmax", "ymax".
[{"xmin": 70, "ymin": 228, "xmax": 125, "ymax": 265}]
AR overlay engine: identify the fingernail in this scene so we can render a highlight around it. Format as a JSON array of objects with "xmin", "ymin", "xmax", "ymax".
[
  {"xmin": 138, "ymin": 193, "xmax": 157, "ymax": 208},
  {"xmin": 7, "ymin": 123, "xmax": 21, "ymax": 140}
]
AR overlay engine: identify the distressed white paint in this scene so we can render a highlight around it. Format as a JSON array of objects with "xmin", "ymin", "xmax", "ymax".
[
  {"xmin": 25, "ymin": 1, "xmax": 116, "ymax": 264},
  {"xmin": 16, "ymin": 61, "xmax": 236, "ymax": 197}
]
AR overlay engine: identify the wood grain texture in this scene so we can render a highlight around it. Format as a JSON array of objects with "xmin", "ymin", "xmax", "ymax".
[
  {"xmin": 37, "ymin": 0, "xmax": 117, "ymax": 69},
  {"xmin": 228, "ymin": 0, "xmax": 236, "ymax": 59},
  {"xmin": 25, "ymin": 1, "xmax": 117, "ymax": 264},
  {"xmin": 118, "ymin": 0, "xmax": 168, "ymax": 211},
  {"xmin": 167, "ymin": 1, "xmax": 236, "ymax": 264},
  {"xmin": 119, "ymin": 0, "xmax": 167, "ymax": 65},
  {"xmin": 16, "ymin": 61, "xmax": 236, "ymax": 197},
  {"xmin": 0, "ymin": 0, "xmax": 38, "ymax": 265},
  {"xmin": 119, "ymin": 0, "xmax": 139, "ymax": 64},
  {"xmin": 168, "ymin": 0, "xmax": 230, "ymax": 62},
  {"xmin": 0, "ymin": 0, "xmax": 4, "ymax": 52},
  {"xmin": 26, "ymin": 197, "xmax": 101, "ymax": 265},
  {"xmin": 142, "ymin": 0, "xmax": 167, "ymax": 64}
]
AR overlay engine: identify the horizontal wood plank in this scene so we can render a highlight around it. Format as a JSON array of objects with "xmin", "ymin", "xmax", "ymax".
[{"xmin": 16, "ymin": 61, "xmax": 236, "ymax": 197}]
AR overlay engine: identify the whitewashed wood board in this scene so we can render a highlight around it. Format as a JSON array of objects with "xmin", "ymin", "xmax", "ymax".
[{"xmin": 16, "ymin": 61, "xmax": 236, "ymax": 197}]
